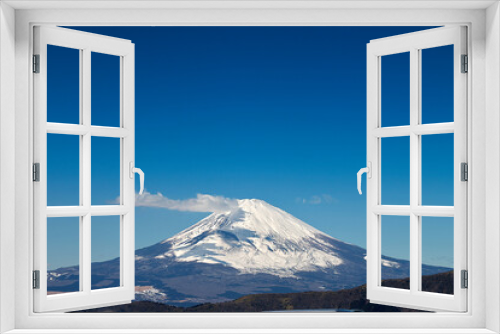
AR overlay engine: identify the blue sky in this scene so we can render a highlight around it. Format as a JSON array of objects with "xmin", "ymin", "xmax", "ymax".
[{"xmin": 46, "ymin": 26, "xmax": 454, "ymax": 271}]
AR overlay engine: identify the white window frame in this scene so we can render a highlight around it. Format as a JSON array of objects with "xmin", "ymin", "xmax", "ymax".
[
  {"xmin": 366, "ymin": 26, "xmax": 468, "ymax": 312},
  {"xmin": 0, "ymin": 1, "xmax": 499, "ymax": 334},
  {"xmin": 33, "ymin": 26, "xmax": 136, "ymax": 313}
]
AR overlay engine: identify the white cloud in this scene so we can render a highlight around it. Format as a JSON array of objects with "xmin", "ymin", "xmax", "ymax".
[
  {"xmin": 135, "ymin": 192, "xmax": 239, "ymax": 213},
  {"xmin": 296, "ymin": 194, "xmax": 337, "ymax": 205},
  {"xmin": 309, "ymin": 196, "xmax": 322, "ymax": 205}
]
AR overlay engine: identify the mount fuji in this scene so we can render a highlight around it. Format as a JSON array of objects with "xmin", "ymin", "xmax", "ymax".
[{"xmin": 48, "ymin": 199, "xmax": 451, "ymax": 306}]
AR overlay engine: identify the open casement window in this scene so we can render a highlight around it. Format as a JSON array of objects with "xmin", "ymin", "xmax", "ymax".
[
  {"xmin": 33, "ymin": 26, "xmax": 137, "ymax": 312},
  {"xmin": 365, "ymin": 26, "xmax": 467, "ymax": 312}
]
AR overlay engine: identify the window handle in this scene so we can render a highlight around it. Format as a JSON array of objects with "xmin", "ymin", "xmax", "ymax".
[
  {"xmin": 357, "ymin": 162, "xmax": 372, "ymax": 195},
  {"xmin": 129, "ymin": 162, "xmax": 145, "ymax": 195}
]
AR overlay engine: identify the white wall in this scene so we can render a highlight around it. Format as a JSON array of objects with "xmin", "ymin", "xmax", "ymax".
[
  {"xmin": 486, "ymin": 2, "xmax": 500, "ymax": 333},
  {"xmin": 0, "ymin": 3, "xmax": 497, "ymax": 332},
  {"xmin": 0, "ymin": 2, "xmax": 16, "ymax": 333}
]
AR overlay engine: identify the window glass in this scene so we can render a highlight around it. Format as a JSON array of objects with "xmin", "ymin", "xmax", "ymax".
[
  {"xmin": 91, "ymin": 216, "xmax": 121, "ymax": 290},
  {"xmin": 421, "ymin": 217, "xmax": 454, "ymax": 295},
  {"xmin": 381, "ymin": 52, "xmax": 410, "ymax": 127},
  {"xmin": 47, "ymin": 217, "xmax": 80, "ymax": 295},
  {"xmin": 381, "ymin": 215, "xmax": 410, "ymax": 290},
  {"xmin": 421, "ymin": 45, "xmax": 454, "ymax": 124},
  {"xmin": 421, "ymin": 134, "xmax": 454, "ymax": 206},
  {"xmin": 47, "ymin": 45, "xmax": 80, "ymax": 124},
  {"xmin": 382, "ymin": 136, "xmax": 410, "ymax": 205},
  {"xmin": 91, "ymin": 137, "xmax": 121, "ymax": 205},
  {"xmin": 92, "ymin": 52, "xmax": 121, "ymax": 127},
  {"xmin": 47, "ymin": 134, "xmax": 80, "ymax": 206}
]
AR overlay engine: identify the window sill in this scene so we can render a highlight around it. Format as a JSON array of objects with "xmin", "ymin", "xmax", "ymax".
[{"xmin": 4, "ymin": 329, "xmax": 498, "ymax": 334}]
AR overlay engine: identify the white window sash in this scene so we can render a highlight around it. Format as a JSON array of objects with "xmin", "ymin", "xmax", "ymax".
[
  {"xmin": 32, "ymin": 26, "xmax": 136, "ymax": 313},
  {"xmin": 366, "ymin": 26, "xmax": 468, "ymax": 312}
]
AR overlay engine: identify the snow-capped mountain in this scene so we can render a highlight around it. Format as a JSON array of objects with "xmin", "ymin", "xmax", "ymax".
[
  {"xmin": 49, "ymin": 198, "xmax": 451, "ymax": 306},
  {"xmin": 145, "ymin": 199, "xmax": 345, "ymax": 276}
]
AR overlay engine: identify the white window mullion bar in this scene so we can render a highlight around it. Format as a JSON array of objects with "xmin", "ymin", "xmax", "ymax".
[
  {"xmin": 47, "ymin": 122, "xmax": 88, "ymax": 136},
  {"xmin": 82, "ymin": 48, "xmax": 92, "ymax": 294},
  {"xmin": 373, "ymin": 123, "xmax": 454, "ymax": 138},
  {"xmin": 119, "ymin": 54, "xmax": 125, "ymax": 286},
  {"xmin": 417, "ymin": 48, "xmax": 423, "ymax": 208},
  {"xmin": 46, "ymin": 123, "xmax": 129, "ymax": 138},
  {"xmin": 372, "ymin": 126, "xmax": 411, "ymax": 138},
  {"xmin": 409, "ymin": 48, "xmax": 420, "ymax": 294},
  {"xmin": 416, "ymin": 48, "xmax": 423, "ymax": 293},
  {"xmin": 366, "ymin": 47, "xmax": 380, "ymax": 296},
  {"xmin": 411, "ymin": 206, "xmax": 455, "ymax": 217},
  {"xmin": 371, "ymin": 205, "xmax": 454, "ymax": 217},
  {"xmin": 412, "ymin": 122, "xmax": 454, "ymax": 135},
  {"xmin": 47, "ymin": 206, "xmax": 89, "ymax": 217},
  {"xmin": 372, "ymin": 205, "xmax": 411, "ymax": 215},
  {"xmin": 46, "ymin": 205, "xmax": 130, "ymax": 217},
  {"xmin": 79, "ymin": 48, "xmax": 84, "ymax": 293},
  {"xmin": 375, "ymin": 55, "xmax": 381, "ymax": 288},
  {"xmin": 121, "ymin": 47, "xmax": 135, "ymax": 296},
  {"xmin": 90, "ymin": 126, "xmax": 129, "ymax": 138},
  {"xmin": 90, "ymin": 205, "xmax": 129, "ymax": 216}
]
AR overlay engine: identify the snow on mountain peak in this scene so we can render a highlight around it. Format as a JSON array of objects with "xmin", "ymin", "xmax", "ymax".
[{"xmin": 151, "ymin": 198, "xmax": 344, "ymax": 276}]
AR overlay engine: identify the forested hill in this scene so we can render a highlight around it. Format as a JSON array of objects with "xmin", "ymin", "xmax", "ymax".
[{"xmin": 77, "ymin": 270, "xmax": 453, "ymax": 313}]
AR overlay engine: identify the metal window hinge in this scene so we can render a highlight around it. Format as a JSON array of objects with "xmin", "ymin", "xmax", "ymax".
[
  {"xmin": 33, "ymin": 163, "xmax": 40, "ymax": 182},
  {"xmin": 33, "ymin": 54, "xmax": 40, "ymax": 73},
  {"xmin": 461, "ymin": 162, "xmax": 468, "ymax": 182},
  {"xmin": 461, "ymin": 54, "xmax": 468, "ymax": 73},
  {"xmin": 33, "ymin": 270, "xmax": 40, "ymax": 289},
  {"xmin": 461, "ymin": 270, "xmax": 468, "ymax": 289}
]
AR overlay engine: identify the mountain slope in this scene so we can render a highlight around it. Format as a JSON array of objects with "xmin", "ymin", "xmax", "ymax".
[
  {"xmin": 140, "ymin": 199, "xmax": 350, "ymax": 276},
  {"xmin": 50, "ymin": 198, "xmax": 451, "ymax": 306}
]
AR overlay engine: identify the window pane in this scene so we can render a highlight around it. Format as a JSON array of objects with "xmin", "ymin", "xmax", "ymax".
[
  {"xmin": 381, "ymin": 52, "xmax": 410, "ymax": 127},
  {"xmin": 421, "ymin": 45, "xmax": 454, "ymax": 124},
  {"xmin": 47, "ymin": 217, "xmax": 80, "ymax": 295},
  {"xmin": 421, "ymin": 217, "xmax": 454, "ymax": 295},
  {"xmin": 381, "ymin": 136, "xmax": 410, "ymax": 205},
  {"xmin": 47, "ymin": 45, "xmax": 80, "ymax": 124},
  {"xmin": 92, "ymin": 52, "xmax": 120, "ymax": 127},
  {"xmin": 47, "ymin": 134, "xmax": 79, "ymax": 206},
  {"xmin": 380, "ymin": 215, "xmax": 410, "ymax": 290},
  {"xmin": 421, "ymin": 133, "xmax": 454, "ymax": 206},
  {"xmin": 91, "ymin": 137, "xmax": 121, "ymax": 205},
  {"xmin": 91, "ymin": 216, "xmax": 121, "ymax": 290}
]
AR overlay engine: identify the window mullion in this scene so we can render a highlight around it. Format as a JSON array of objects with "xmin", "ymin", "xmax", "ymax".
[
  {"xmin": 409, "ymin": 48, "xmax": 420, "ymax": 294},
  {"xmin": 121, "ymin": 51, "xmax": 135, "ymax": 292},
  {"xmin": 82, "ymin": 47, "xmax": 92, "ymax": 294},
  {"xmin": 78, "ymin": 48, "xmax": 84, "ymax": 293}
]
